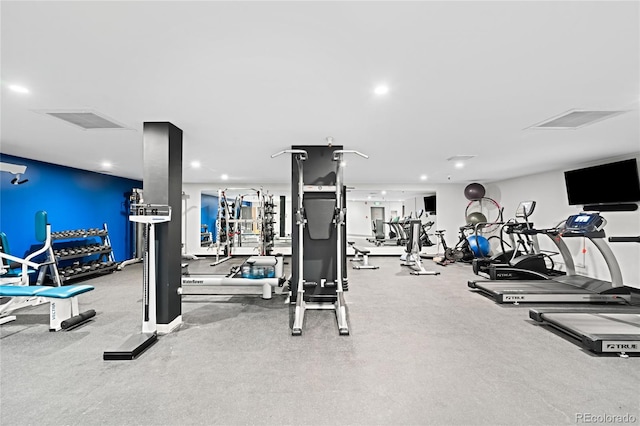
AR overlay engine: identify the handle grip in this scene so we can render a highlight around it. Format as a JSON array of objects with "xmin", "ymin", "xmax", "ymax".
[
  {"xmin": 332, "ymin": 150, "xmax": 369, "ymax": 160},
  {"xmin": 271, "ymin": 149, "xmax": 308, "ymax": 159}
]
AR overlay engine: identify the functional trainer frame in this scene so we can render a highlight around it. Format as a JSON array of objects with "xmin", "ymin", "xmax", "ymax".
[{"xmin": 272, "ymin": 144, "xmax": 367, "ymax": 335}]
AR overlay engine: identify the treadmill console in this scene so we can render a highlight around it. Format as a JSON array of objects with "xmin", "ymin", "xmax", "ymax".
[{"xmin": 562, "ymin": 213, "xmax": 606, "ymax": 236}]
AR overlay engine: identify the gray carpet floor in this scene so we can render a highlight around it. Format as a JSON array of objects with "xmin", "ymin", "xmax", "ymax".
[{"xmin": 1, "ymin": 256, "xmax": 638, "ymax": 426}]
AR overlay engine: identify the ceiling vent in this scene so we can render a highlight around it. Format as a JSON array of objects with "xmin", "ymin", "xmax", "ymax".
[
  {"xmin": 527, "ymin": 109, "xmax": 628, "ymax": 130},
  {"xmin": 34, "ymin": 109, "xmax": 130, "ymax": 130},
  {"xmin": 447, "ymin": 155, "xmax": 476, "ymax": 162}
]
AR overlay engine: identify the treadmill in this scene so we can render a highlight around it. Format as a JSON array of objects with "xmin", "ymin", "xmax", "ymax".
[
  {"xmin": 468, "ymin": 212, "xmax": 630, "ymax": 304},
  {"xmin": 530, "ymin": 236, "xmax": 640, "ymax": 356}
]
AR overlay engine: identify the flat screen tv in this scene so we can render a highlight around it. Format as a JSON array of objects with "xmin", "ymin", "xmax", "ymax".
[
  {"xmin": 564, "ymin": 158, "xmax": 640, "ymax": 205},
  {"xmin": 424, "ymin": 195, "xmax": 437, "ymax": 214}
]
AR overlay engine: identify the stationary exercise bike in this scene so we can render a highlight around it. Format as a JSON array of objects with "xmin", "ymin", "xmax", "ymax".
[
  {"xmin": 433, "ymin": 227, "xmax": 475, "ymax": 264},
  {"xmin": 433, "ymin": 224, "xmax": 491, "ymax": 266}
]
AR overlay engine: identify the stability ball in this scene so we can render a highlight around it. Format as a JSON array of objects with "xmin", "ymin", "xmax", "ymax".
[
  {"xmin": 464, "ymin": 183, "xmax": 486, "ymax": 200},
  {"xmin": 466, "ymin": 211, "xmax": 487, "ymax": 226},
  {"xmin": 467, "ymin": 235, "xmax": 491, "ymax": 258}
]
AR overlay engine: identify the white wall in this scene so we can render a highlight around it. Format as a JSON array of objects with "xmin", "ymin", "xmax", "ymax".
[
  {"xmin": 435, "ymin": 183, "xmax": 469, "ymax": 248},
  {"xmin": 346, "ymin": 200, "xmax": 403, "ymax": 237},
  {"xmin": 484, "ymin": 154, "xmax": 640, "ymax": 289}
]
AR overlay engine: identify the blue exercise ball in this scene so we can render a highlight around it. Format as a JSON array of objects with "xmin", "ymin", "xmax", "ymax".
[
  {"xmin": 464, "ymin": 183, "xmax": 486, "ymax": 201},
  {"xmin": 467, "ymin": 235, "xmax": 491, "ymax": 257}
]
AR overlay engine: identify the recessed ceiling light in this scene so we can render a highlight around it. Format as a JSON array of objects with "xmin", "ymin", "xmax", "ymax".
[
  {"xmin": 374, "ymin": 85, "xmax": 389, "ymax": 95},
  {"xmin": 381, "ymin": 190, "xmax": 387, "ymax": 195},
  {"xmin": 221, "ymin": 174, "xmax": 229, "ymax": 181},
  {"xmin": 455, "ymin": 162, "xmax": 465, "ymax": 169},
  {"xmin": 420, "ymin": 175, "xmax": 428, "ymax": 181},
  {"xmin": 190, "ymin": 161, "xmax": 201, "ymax": 169},
  {"xmin": 367, "ymin": 195, "xmax": 372, "ymax": 200},
  {"xmin": 101, "ymin": 161, "xmax": 112, "ymax": 169},
  {"xmin": 9, "ymin": 84, "xmax": 29, "ymax": 94}
]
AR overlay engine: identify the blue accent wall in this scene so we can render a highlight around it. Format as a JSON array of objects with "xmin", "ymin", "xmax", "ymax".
[
  {"xmin": 201, "ymin": 194, "xmax": 218, "ymax": 242},
  {"xmin": 0, "ymin": 154, "xmax": 142, "ymax": 262}
]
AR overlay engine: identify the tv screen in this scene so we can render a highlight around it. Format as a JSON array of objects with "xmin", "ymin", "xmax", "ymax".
[
  {"xmin": 424, "ymin": 195, "xmax": 437, "ymax": 213},
  {"xmin": 564, "ymin": 158, "xmax": 640, "ymax": 205}
]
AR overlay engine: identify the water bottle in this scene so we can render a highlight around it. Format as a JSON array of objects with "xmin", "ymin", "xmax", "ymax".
[
  {"xmin": 265, "ymin": 266, "xmax": 275, "ymax": 278},
  {"xmin": 252, "ymin": 266, "xmax": 265, "ymax": 279},
  {"xmin": 241, "ymin": 265, "xmax": 251, "ymax": 278}
]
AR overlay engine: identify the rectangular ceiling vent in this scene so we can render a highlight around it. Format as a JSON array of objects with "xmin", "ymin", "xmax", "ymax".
[
  {"xmin": 447, "ymin": 155, "xmax": 476, "ymax": 162},
  {"xmin": 527, "ymin": 109, "xmax": 628, "ymax": 130},
  {"xmin": 35, "ymin": 109, "xmax": 130, "ymax": 130}
]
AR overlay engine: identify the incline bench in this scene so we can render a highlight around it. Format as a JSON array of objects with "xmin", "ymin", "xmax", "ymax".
[
  {"xmin": 0, "ymin": 211, "xmax": 97, "ymax": 331},
  {"xmin": 0, "ymin": 284, "xmax": 95, "ymax": 331},
  {"xmin": 348, "ymin": 242, "xmax": 379, "ymax": 270}
]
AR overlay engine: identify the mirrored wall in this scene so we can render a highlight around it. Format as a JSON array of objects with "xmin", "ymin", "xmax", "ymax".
[{"xmin": 183, "ymin": 183, "xmax": 439, "ymax": 257}]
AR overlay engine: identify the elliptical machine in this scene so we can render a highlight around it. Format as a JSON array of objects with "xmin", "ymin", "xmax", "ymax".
[
  {"xmin": 472, "ymin": 201, "xmax": 563, "ymax": 280},
  {"xmin": 400, "ymin": 219, "xmax": 440, "ymax": 275}
]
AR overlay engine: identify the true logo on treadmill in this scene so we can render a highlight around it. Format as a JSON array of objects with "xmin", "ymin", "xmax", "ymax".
[
  {"xmin": 504, "ymin": 296, "xmax": 524, "ymax": 300},
  {"xmin": 606, "ymin": 343, "xmax": 637, "ymax": 350}
]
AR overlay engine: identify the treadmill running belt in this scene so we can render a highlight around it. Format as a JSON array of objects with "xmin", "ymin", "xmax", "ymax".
[{"xmin": 542, "ymin": 313, "xmax": 640, "ymax": 337}]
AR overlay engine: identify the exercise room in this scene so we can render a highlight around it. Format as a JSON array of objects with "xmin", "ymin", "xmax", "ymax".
[{"xmin": 1, "ymin": 1, "xmax": 639, "ymax": 425}]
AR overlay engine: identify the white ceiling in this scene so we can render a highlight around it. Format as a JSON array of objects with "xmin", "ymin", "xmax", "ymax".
[{"xmin": 1, "ymin": 1, "xmax": 639, "ymax": 199}]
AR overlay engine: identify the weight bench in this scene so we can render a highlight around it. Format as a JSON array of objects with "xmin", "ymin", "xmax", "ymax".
[
  {"xmin": 348, "ymin": 242, "xmax": 379, "ymax": 270},
  {"xmin": 0, "ymin": 284, "xmax": 96, "ymax": 331}
]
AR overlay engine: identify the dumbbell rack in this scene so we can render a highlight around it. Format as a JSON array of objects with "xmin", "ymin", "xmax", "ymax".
[
  {"xmin": 261, "ymin": 196, "xmax": 275, "ymax": 255},
  {"xmin": 49, "ymin": 224, "xmax": 117, "ymax": 282}
]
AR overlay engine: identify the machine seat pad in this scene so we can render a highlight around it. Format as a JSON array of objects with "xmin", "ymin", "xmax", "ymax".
[
  {"xmin": 352, "ymin": 246, "xmax": 370, "ymax": 255},
  {"xmin": 246, "ymin": 256, "xmax": 277, "ymax": 266},
  {"xmin": 38, "ymin": 285, "xmax": 94, "ymax": 299},
  {"xmin": 0, "ymin": 285, "xmax": 50, "ymax": 297}
]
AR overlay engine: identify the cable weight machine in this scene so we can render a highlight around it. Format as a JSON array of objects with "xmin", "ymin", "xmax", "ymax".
[{"xmin": 103, "ymin": 203, "xmax": 171, "ymax": 360}]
